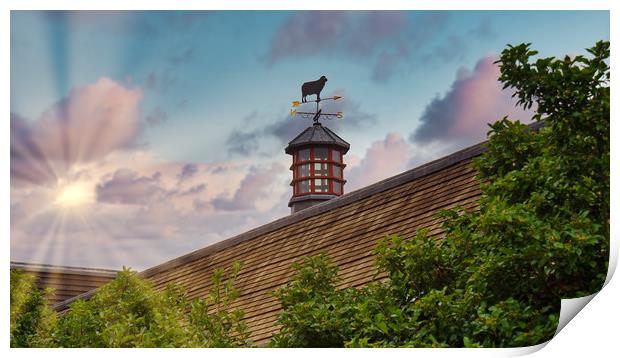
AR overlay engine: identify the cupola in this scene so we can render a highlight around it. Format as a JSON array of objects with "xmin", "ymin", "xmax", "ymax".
[{"xmin": 285, "ymin": 122, "xmax": 350, "ymax": 213}]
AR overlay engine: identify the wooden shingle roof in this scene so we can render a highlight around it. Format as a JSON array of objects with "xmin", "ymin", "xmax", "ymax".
[
  {"xmin": 10, "ymin": 262, "xmax": 117, "ymax": 305},
  {"xmin": 54, "ymin": 141, "xmax": 486, "ymax": 345}
]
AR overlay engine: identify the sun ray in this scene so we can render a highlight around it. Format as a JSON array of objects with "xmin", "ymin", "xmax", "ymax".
[
  {"xmin": 24, "ymin": 210, "xmax": 63, "ymax": 266},
  {"xmin": 73, "ymin": 208, "xmax": 123, "ymax": 269},
  {"xmin": 49, "ymin": 209, "xmax": 69, "ymax": 267}
]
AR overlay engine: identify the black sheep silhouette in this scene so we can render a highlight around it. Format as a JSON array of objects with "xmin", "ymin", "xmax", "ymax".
[{"xmin": 301, "ymin": 76, "xmax": 327, "ymax": 103}]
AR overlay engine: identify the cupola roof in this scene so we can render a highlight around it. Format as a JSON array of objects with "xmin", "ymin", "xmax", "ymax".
[{"xmin": 285, "ymin": 122, "xmax": 350, "ymax": 155}]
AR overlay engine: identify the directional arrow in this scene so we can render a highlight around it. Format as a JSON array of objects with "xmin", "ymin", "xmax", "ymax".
[{"xmin": 291, "ymin": 96, "xmax": 342, "ymax": 108}]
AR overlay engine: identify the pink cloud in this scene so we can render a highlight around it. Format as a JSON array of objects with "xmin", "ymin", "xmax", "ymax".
[
  {"xmin": 178, "ymin": 163, "xmax": 199, "ymax": 182},
  {"xmin": 36, "ymin": 77, "xmax": 143, "ymax": 162},
  {"xmin": 411, "ymin": 56, "xmax": 534, "ymax": 145},
  {"xmin": 9, "ymin": 75, "xmax": 296, "ymax": 269},
  {"xmin": 11, "ymin": 113, "xmax": 59, "ymax": 185},
  {"xmin": 346, "ymin": 133, "xmax": 412, "ymax": 191},
  {"xmin": 11, "ymin": 78, "xmax": 144, "ymax": 185},
  {"xmin": 96, "ymin": 168, "xmax": 164, "ymax": 205},
  {"xmin": 212, "ymin": 163, "xmax": 286, "ymax": 211}
]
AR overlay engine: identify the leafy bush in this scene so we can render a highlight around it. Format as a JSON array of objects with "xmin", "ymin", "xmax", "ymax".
[
  {"xmin": 10, "ymin": 262, "xmax": 250, "ymax": 347},
  {"xmin": 10, "ymin": 269, "xmax": 57, "ymax": 347},
  {"xmin": 270, "ymin": 254, "xmax": 361, "ymax": 347},
  {"xmin": 271, "ymin": 41, "xmax": 609, "ymax": 348}
]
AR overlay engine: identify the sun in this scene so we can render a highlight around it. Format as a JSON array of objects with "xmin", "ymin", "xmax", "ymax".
[{"xmin": 55, "ymin": 181, "xmax": 95, "ymax": 208}]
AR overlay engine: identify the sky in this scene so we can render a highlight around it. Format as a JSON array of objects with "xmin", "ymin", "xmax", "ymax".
[{"xmin": 10, "ymin": 10, "xmax": 609, "ymax": 270}]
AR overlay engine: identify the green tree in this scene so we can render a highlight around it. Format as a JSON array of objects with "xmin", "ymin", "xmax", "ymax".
[
  {"xmin": 271, "ymin": 40, "xmax": 609, "ymax": 348},
  {"xmin": 10, "ymin": 269, "xmax": 57, "ymax": 347},
  {"xmin": 10, "ymin": 263, "xmax": 250, "ymax": 347},
  {"xmin": 270, "ymin": 254, "xmax": 361, "ymax": 347}
]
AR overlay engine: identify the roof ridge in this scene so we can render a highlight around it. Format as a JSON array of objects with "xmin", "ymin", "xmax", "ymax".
[
  {"xmin": 311, "ymin": 123, "xmax": 319, "ymax": 139},
  {"xmin": 322, "ymin": 124, "xmax": 335, "ymax": 142},
  {"xmin": 10, "ymin": 261, "xmax": 119, "ymax": 275},
  {"xmin": 287, "ymin": 126, "xmax": 311, "ymax": 146}
]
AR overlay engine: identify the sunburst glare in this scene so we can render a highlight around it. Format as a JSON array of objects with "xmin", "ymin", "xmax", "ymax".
[{"xmin": 55, "ymin": 181, "xmax": 95, "ymax": 208}]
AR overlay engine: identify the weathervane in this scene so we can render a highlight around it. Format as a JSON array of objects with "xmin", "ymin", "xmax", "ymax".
[{"xmin": 290, "ymin": 75, "xmax": 343, "ymax": 123}]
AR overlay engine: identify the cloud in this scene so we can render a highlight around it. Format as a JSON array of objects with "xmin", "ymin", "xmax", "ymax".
[
  {"xmin": 226, "ymin": 90, "xmax": 376, "ymax": 156},
  {"xmin": 180, "ymin": 184, "xmax": 206, "ymax": 196},
  {"xmin": 10, "ymin": 78, "xmax": 143, "ymax": 185},
  {"xmin": 10, "ymin": 113, "xmax": 58, "ymax": 185},
  {"xmin": 266, "ymin": 11, "xmax": 410, "ymax": 64},
  {"xmin": 347, "ymin": 11, "xmax": 408, "ymax": 55},
  {"xmin": 226, "ymin": 130, "xmax": 263, "ymax": 156},
  {"xmin": 265, "ymin": 11, "xmax": 414, "ymax": 83},
  {"xmin": 267, "ymin": 11, "xmax": 448, "ymax": 82},
  {"xmin": 30, "ymin": 77, "xmax": 142, "ymax": 161},
  {"xmin": 346, "ymin": 133, "xmax": 412, "ymax": 191},
  {"xmin": 372, "ymin": 51, "xmax": 402, "ymax": 83},
  {"xmin": 342, "ymin": 132, "xmax": 460, "ymax": 194},
  {"xmin": 265, "ymin": 11, "xmax": 349, "ymax": 64},
  {"xmin": 11, "ymin": 133, "xmax": 290, "ymax": 269},
  {"xmin": 426, "ymin": 21, "xmax": 496, "ymax": 65},
  {"xmin": 145, "ymin": 106, "xmax": 168, "ymax": 127},
  {"xmin": 369, "ymin": 12, "xmax": 449, "ymax": 83},
  {"xmin": 267, "ymin": 12, "xmax": 498, "ymax": 84},
  {"xmin": 96, "ymin": 168, "xmax": 164, "ymax": 205},
  {"xmin": 212, "ymin": 163, "xmax": 285, "ymax": 211},
  {"xmin": 178, "ymin": 163, "xmax": 199, "ymax": 182},
  {"xmin": 410, "ymin": 56, "xmax": 534, "ymax": 145}
]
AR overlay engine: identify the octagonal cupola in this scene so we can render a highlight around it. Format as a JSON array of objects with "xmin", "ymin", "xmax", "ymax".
[{"xmin": 285, "ymin": 122, "xmax": 350, "ymax": 213}]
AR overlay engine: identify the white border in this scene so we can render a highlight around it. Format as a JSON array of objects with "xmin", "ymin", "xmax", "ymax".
[{"xmin": 3, "ymin": 1, "xmax": 616, "ymax": 357}]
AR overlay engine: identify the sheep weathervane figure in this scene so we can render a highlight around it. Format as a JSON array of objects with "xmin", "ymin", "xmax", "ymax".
[{"xmin": 290, "ymin": 75, "xmax": 343, "ymax": 123}]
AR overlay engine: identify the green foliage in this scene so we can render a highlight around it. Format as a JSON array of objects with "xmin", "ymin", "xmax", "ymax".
[
  {"xmin": 10, "ymin": 263, "xmax": 250, "ymax": 347},
  {"xmin": 270, "ymin": 254, "xmax": 361, "ymax": 347},
  {"xmin": 187, "ymin": 261, "xmax": 251, "ymax": 347},
  {"xmin": 271, "ymin": 41, "xmax": 609, "ymax": 348},
  {"xmin": 10, "ymin": 269, "xmax": 57, "ymax": 347},
  {"xmin": 54, "ymin": 268, "xmax": 185, "ymax": 347}
]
